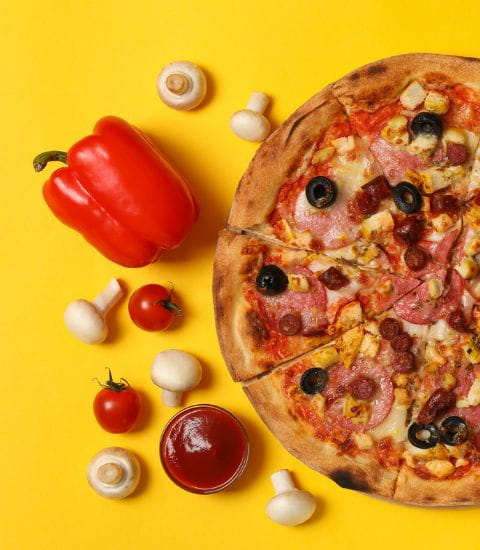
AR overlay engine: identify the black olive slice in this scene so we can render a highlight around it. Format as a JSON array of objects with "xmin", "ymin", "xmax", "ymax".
[
  {"xmin": 408, "ymin": 422, "xmax": 440, "ymax": 449},
  {"xmin": 305, "ymin": 176, "xmax": 337, "ymax": 209},
  {"xmin": 300, "ymin": 367, "xmax": 328, "ymax": 395},
  {"xmin": 439, "ymin": 416, "xmax": 468, "ymax": 446},
  {"xmin": 393, "ymin": 182, "xmax": 423, "ymax": 214},
  {"xmin": 410, "ymin": 112, "xmax": 443, "ymax": 138},
  {"xmin": 255, "ymin": 265, "xmax": 289, "ymax": 296}
]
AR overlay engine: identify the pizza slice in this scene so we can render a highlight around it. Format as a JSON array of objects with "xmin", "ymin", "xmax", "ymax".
[
  {"xmin": 228, "ymin": 82, "xmax": 458, "ymax": 278},
  {"xmin": 244, "ymin": 314, "xmax": 426, "ymax": 498},
  {"xmin": 213, "ymin": 230, "xmax": 421, "ymax": 381},
  {"xmin": 395, "ymin": 318, "xmax": 480, "ymax": 506},
  {"xmin": 332, "ymin": 54, "xmax": 480, "ymax": 273}
]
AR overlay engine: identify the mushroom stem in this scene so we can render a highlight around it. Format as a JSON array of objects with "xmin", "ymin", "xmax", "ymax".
[
  {"xmin": 97, "ymin": 462, "xmax": 125, "ymax": 485},
  {"xmin": 271, "ymin": 469, "xmax": 296, "ymax": 494},
  {"xmin": 162, "ymin": 389, "xmax": 182, "ymax": 407},
  {"xmin": 92, "ymin": 278, "xmax": 123, "ymax": 315},
  {"xmin": 246, "ymin": 92, "xmax": 269, "ymax": 114},
  {"xmin": 166, "ymin": 73, "xmax": 191, "ymax": 95}
]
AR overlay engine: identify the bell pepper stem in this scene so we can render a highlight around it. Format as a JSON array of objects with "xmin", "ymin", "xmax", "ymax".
[{"xmin": 33, "ymin": 150, "xmax": 68, "ymax": 172}]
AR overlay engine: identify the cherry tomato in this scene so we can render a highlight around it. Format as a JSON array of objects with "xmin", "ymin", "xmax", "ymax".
[
  {"xmin": 128, "ymin": 283, "xmax": 181, "ymax": 331},
  {"xmin": 93, "ymin": 369, "xmax": 141, "ymax": 433}
]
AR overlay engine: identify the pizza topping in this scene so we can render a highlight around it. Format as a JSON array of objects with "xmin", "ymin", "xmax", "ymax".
[
  {"xmin": 305, "ymin": 176, "xmax": 337, "ymax": 209},
  {"xmin": 379, "ymin": 317, "xmax": 402, "ymax": 340},
  {"xmin": 421, "ymin": 165, "xmax": 465, "ymax": 194},
  {"xmin": 311, "ymin": 346, "xmax": 340, "ymax": 368},
  {"xmin": 390, "ymin": 332, "xmax": 412, "ymax": 352},
  {"xmin": 439, "ymin": 416, "xmax": 468, "ymax": 446},
  {"xmin": 394, "ymin": 216, "xmax": 424, "ymax": 245},
  {"xmin": 334, "ymin": 326, "xmax": 364, "ymax": 368},
  {"xmin": 312, "ymin": 146, "xmax": 335, "ymax": 165},
  {"xmin": 408, "ymin": 134, "xmax": 438, "ymax": 158},
  {"xmin": 455, "ymin": 256, "xmax": 479, "ymax": 279},
  {"xmin": 400, "ymin": 81, "xmax": 427, "ymax": 110},
  {"xmin": 361, "ymin": 209, "xmax": 394, "ymax": 240},
  {"xmin": 342, "ymin": 395, "xmax": 371, "ymax": 424},
  {"xmin": 430, "ymin": 193, "xmax": 458, "ymax": 214},
  {"xmin": 392, "ymin": 351, "xmax": 416, "ymax": 373},
  {"xmin": 424, "ymin": 91, "xmax": 450, "ymax": 115},
  {"xmin": 410, "ymin": 112, "xmax": 443, "ymax": 139},
  {"xmin": 359, "ymin": 332, "xmax": 380, "ymax": 358},
  {"xmin": 354, "ymin": 190, "xmax": 380, "ymax": 215},
  {"xmin": 417, "ymin": 388, "xmax": 456, "ymax": 425},
  {"xmin": 287, "ymin": 273, "xmax": 310, "ymax": 292},
  {"xmin": 300, "ymin": 367, "xmax": 328, "ymax": 395},
  {"xmin": 380, "ymin": 115, "xmax": 409, "ymax": 148},
  {"xmin": 408, "ymin": 422, "xmax": 440, "ymax": 449},
  {"xmin": 427, "ymin": 278, "xmax": 444, "ymax": 300},
  {"xmin": 362, "ymin": 175, "xmax": 392, "ymax": 200},
  {"xmin": 404, "ymin": 246, "xmax": 428, "ymax": 271},
  {"xmin": 256, "ymin": 265, "xmax": 289, "ymax": 295},
  {"xmin": 447, "ymin": 309, "xmax": 469, "ymax": 333},
  {"xmin": 446, "ymin": 143, "xmax": 469, "ymax": 166},
  {"xmin": 278, "ymin": 314, "xmax": 302, "ymax": 336},
  {"xmin": 318, "ymin": 266, "xmax": 349, "ymax": 290},
  {"xmin": 393, "ymin": 182, "xmax": 423, "ymax": 214},
  {"xmin": 424, "ymin": 459, "xmax": 455, "ymax": 479},
  {"xmin": 331, "ymin": 135, "xmax": 355, "ymax": 155},
  {"xmin": 350, "ymin": 377, "xmax": 376, "ymax": 401}
]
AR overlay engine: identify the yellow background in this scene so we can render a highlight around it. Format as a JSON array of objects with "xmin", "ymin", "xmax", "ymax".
[{"xmin": 2, "ymin": 1, "xmax": 480, "ymax": 548}]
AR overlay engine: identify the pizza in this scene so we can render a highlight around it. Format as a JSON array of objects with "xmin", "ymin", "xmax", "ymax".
[{"xmin": 213, "ymin": 53, "xmax": 480, "ymax": 506}]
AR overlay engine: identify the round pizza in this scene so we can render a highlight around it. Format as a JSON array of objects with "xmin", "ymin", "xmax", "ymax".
[{"xmin": 213, "ymin": 53, "xmax": 480, "ymax": 506}]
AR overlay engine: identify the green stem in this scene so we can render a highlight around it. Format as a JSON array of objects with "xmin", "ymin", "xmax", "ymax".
[{"xmin": 33, "ymin": 150, "xmax": 67, "ymax": 172}]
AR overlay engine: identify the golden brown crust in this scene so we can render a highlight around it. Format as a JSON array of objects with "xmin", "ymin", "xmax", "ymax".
[
  {"xmin": 227, "ymin": 85, "xmax": 344, "ymax": 230},
  {"xmin": 213, "ymin": 229, "xmax": 324, "ymax": 381},
  {"xmin": 244, "ymin": 365, "xmax": 398, "ymax": 498},
  {"xmin": 394, "ymin": 465, "xmax": 480, "ymax": 507},
  {"xmin": 333, "ymin": 52, "xmax": 480, "ymax": 112}
]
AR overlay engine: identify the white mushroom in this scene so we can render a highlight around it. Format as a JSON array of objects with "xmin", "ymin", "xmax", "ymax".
[
  {"xmin": 64, "ymin": 278, "xmax": 123, "ymax": 344},
  {"xmin": 151, "ymin": 349, "xmax": 202, "ymax": 407},
  {"xmin": 266, "ymin": 469, "xmax": 316, "ymax": 526},
  {"xmin": 157, "ymin": 61, "xmax": 207, "ymax": 110},
  {"xmin": 230, "ymin": 92, "xmax": 271, "ymax": 142},
  {"xmin": 87, "ymin": 447, "xmax": 140, "ymax": 499}
]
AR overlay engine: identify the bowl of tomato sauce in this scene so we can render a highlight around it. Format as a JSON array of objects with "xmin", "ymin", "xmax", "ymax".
[{"xmin": 160, "ymin": 404, "xmax": 249, "ymax": 494}]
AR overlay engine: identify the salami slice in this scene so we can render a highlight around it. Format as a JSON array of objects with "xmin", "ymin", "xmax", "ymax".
[
  {"xmin": 259, "ymin": 267, "xmax": 328, "ymax": 334},
  {"xmin": 358, "ymin": 273, "xmax": 421, "ymax": 315},
  {"xmin": 322, "ymin": 358, "xmax": 394, "ymax": 432},
  {"xmin": 393, "ymin": 268, "xmax": 463, "ymax": 325},
  {"xmin": 419, "ymin": 227, "xmax": 460, "ymax": 265}
]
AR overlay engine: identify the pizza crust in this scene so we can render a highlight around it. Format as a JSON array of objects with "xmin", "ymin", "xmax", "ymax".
[
  {"xmin": 228, "ymin": 85, "xmax": 345, "ymax": 230},
  {"xmin": 394, "ymin": 465, "xmax": 480, "ymax": 507},
  {"xmin": 213, "ymin": 229, "xmax": 326, "ymax": 381},
  {"xmin": 244, "ymin": 367, "xmax": 398, "ymax": 498},
  {"xmin": 333, "ymin": 52, "xmax": 480, "ymax": 112}
]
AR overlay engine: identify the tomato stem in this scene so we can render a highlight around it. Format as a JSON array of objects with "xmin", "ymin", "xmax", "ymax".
[
  {"xmin": 92, "ymin": 368, "xmax": 129, "ymax": 392},
  {"xmin": 33, "ymin": 150, "xmax": 67, "ymax": 172},
  {"xmin": 155, "ymin": 283, "xmax": 182, "ymax": 316}
]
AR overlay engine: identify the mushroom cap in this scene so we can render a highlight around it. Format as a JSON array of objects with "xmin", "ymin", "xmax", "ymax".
[
  {"xmin": 87, "ymin": 447, "xmax": 140, "ymax": 499},
  {"xmin": 266, "ymin": 489, "xmax": 316, "ymax": 526},
  {"xmin": 157, "ymin": 61, "xmax": 207, "ymax": 111},
  {"xmin": 151, "ymin": 349, "xmax": 202, "ymax": 392},
  {"xmin": 64, "ymin": 299, "xmax": 107, "ymax": 344},
  {"xmin": 230, "ymin": 109, "xmax": 271, "ymax": 142}
]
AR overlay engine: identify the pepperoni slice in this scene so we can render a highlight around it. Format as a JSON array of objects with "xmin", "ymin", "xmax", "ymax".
[
  {"xmin": 447, "ymin": 309, "xmax": 470, "ymax": 333},
  {"xmin": 392, "ymin": 351, "xmax": 416, "ymax": 373},
  {"xmin": 446, "ymin": 143, "xmax": 469, "ymax": 166},
  {"xmin": 379, "ymin": 318, "xmax": 402, "ymax": 340},
  {"xmin": 431, "ymin": 193, "xmax": 459, "ymax": 214},
  {"xmin": 258, "ymin": 266, "xmax": 328, "ymax": 335},
  {"xmin": 322, "ymin": 358, "xmax": 394, "ymax": 432},
  {"xmin": 417, "ymin": 389, "xmax": 456, "ymax": 424},
  {"xmin": 354, "ymin": 191, "xmax": 379, "ymax": 215},
  {"xmin": 393, "ymin": 216, "xmax": 424, "ymax": 244},
  {"xmin": 391, "ymin": 333, "xmax": 412, "ymax": 352},
  {"xmin": 404, "ymin": 246, "xmax": 428, "ymax": 271},
  {"xmin": 278, "ymin": 314, "xmax": 302, "ymax": 335},
  {"xmin": 350, "ymin": 377, "xmax": 376, "ymax": 400},
  {"xmin": 361, "ymin": 175, "xmax": 391, "ymax": 200},
  {"xmin": 318, "ymin": 266, "xmax": 349, "ymax": 290}
]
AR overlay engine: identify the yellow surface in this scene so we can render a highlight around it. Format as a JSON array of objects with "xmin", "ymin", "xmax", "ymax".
[{"xmin": 3, "ymin": 1, "xmax": 480, "ymax": 549}]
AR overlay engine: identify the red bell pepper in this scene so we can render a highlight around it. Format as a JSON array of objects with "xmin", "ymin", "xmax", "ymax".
[{"xmin": 34, "ymin": 116, "xmax": 198, "ymax": 267}]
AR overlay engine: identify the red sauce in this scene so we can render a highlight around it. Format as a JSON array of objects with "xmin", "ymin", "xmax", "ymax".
[{"xmin": 160, "ymin": 405, "xmax": 249, "ymax": 493}]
